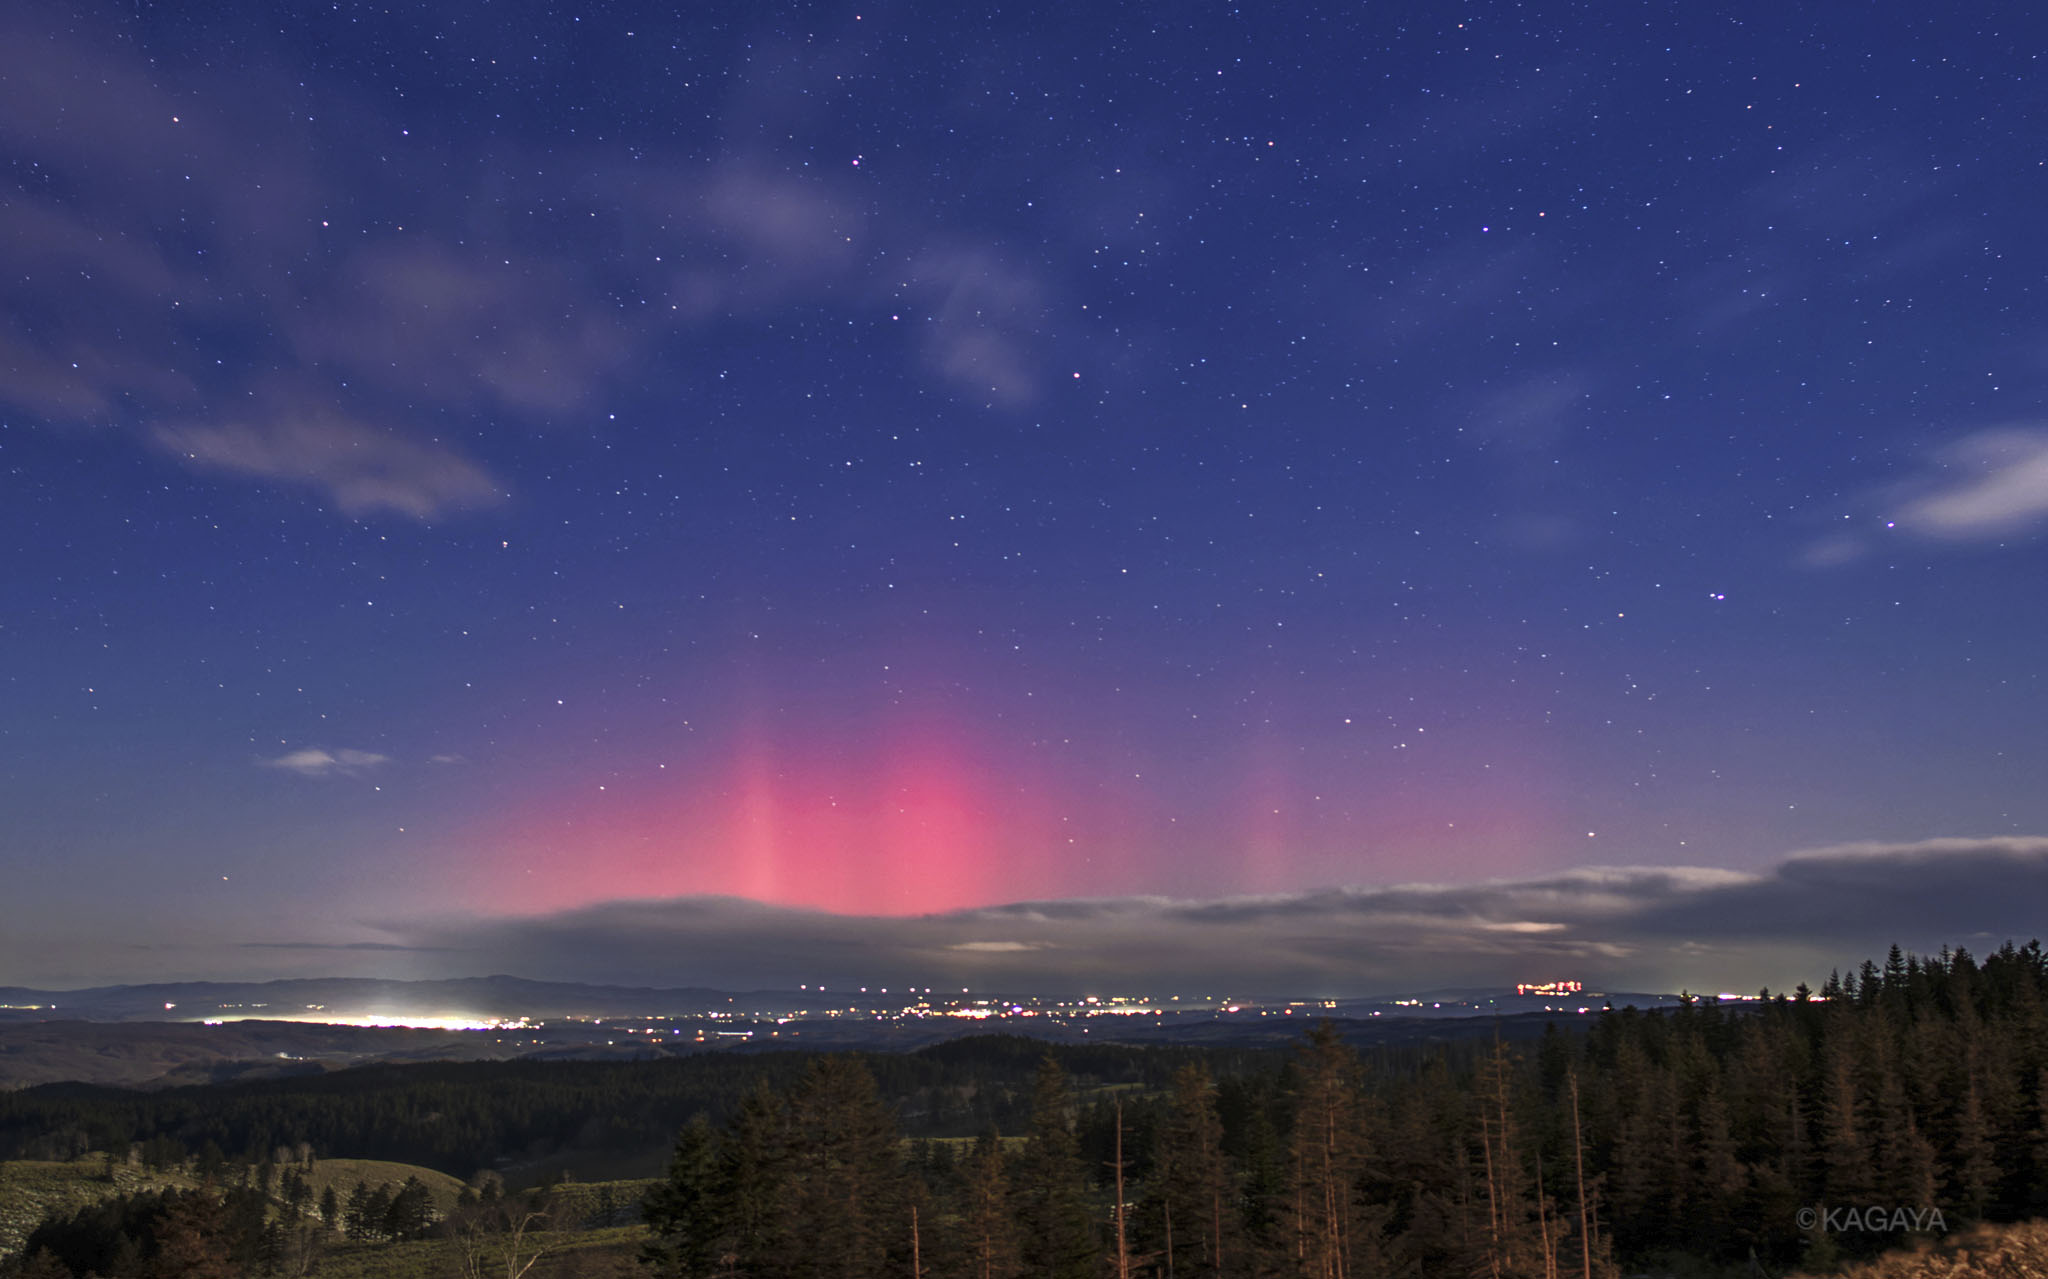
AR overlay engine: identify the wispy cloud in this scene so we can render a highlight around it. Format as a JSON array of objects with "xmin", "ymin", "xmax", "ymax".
[
  {"xmin": 1806, "ymin": 425, "xmax": 2048, "ymax": 564},
  {"xmin": 240, "ymin": 940, "xmax": 454, "ymax": 953},
  {"xmin": 909, "ymin": 243, "xmax": 1047, "ymax": 404},
  {"xmin": 946, "ymin": 940, "xmax": 1050, "ymax": 953},
  {"xmin": 289, "ymin": 242, "xmax": 630, "ymax": 418},
  {"xmin": 1893, "ymin": 428, "xmax": 2048, "ymax": 540},
  {"xmin": 153, "ymin": 398, "xmax": 502, "ymax": 520},
  {"xmin": 261, "ymin": 748, "xmax": 392, "ymax": 778},
  {"xmin": 390, "ymin": 838, "xmax": 2048, "ymax": 995},
  {"xmin": 4, "ymin": 12, "xmax": 1068, "ymax": 520}
]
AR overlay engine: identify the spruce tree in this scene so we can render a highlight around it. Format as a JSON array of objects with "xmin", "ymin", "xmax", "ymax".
[
  {"xmin": 722, "ymin": 1080, "xmax": 793, "ymax": 1276},
  {"xmin": 147, "ymin": 1191, "xmax": 238, "ymax": 1279},
  {"xmin": 1948, "ymin": 1078, "xmax": 1999, "ymax": 1220},
  {"xmin": 1152, "ymin": 1063, "xmax": 1231, "ymax": 1278},
  {"xmin": 775, "ymin": 1055, "xmax": 906, "ymax": 1279},
  {"xmin": 643, "ymin": 1115, "xmax": 725, "ymax": 1279},
  {"xmin": 958, "ymin": 1127, "xmax": 1020, "ymax": 1279},
  {"xmin": 1289, "ymin": 1023, "xmax": 1377, "ymax": 1279},
  {"xmin": 1013, "ymin": 1057, "xmax": 1101, "ymax": 1279}
]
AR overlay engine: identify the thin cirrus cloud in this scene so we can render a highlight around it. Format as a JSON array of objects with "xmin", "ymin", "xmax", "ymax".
[
  {"xmin": 153, "ymin": 404, "xmax": 503, "ymax": 521},
  {"xmin": 288, "ymin": 242, "xmax": 632, "ymax": 419},
  {"xmin": 383, "ymin": 837, "xmax": 2048, "ymax": 995},
  {"xmin": 261, "ymin": 748, "xmax": 393, "ymax": 778},
  {"xmin": 1893, "ymin": 428, "xmax": 2048, "ymax": 540},
  {"xmin": 0, "ymin": 6, "xmax": 1061, "ymax": 519},
  {"xmin": 1805, "ymin": 425, "xmax": 2048, "ymax": 565}
]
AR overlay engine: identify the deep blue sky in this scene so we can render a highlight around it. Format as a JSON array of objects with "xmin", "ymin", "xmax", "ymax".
[{"xmin": 4, "ymin": 1, "xmax": 2045, "ymax": 990}]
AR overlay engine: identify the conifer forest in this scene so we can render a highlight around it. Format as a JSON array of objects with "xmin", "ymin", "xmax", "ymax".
[{"xmin": 4, "ymin": 941, "xmax": 2046, "ymax": 1279}]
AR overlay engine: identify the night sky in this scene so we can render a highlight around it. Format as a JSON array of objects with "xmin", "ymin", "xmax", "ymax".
[{"xmin": 5, "ymin": 2, "xmax": 2046, "ymax": 993}]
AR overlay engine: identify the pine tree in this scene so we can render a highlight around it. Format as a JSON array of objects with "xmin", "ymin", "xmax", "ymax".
[
  {"xmin": 363, "ymin": 1182, "xmax": 396, "ymax": 1242},
  {"xmin": 721, "ymin": 1080, "xmax": 793, "ymax": 1276},
  {"xmin": 1817, "ymin": 1040, "xmax": 1875, "ymax": 1205},
  {"xmin": 1604, "ymin": 1039, "xmax": 1678, "ymax": 1257},
  {"xmin": 1474, "ymin": 1034, "xmax": 1544, "ymax": 1279},
  {"xmin": 958, "ymin": 1127, "xmax": 1020, "ymax": 1279},
  {"xmin": 643, "ymin": 1115, "xmax": 725, "ymax": 1279},
  {"xmin": 1153, "ymin": 1063, "xmax": 1232, "ymax": 1278},
  {"xmin": 343, "ymin": 1180, "xmax": 372, "ymax": 1239},
  {"xmin": 1013, "ymin": 1057, "xmax": 1101, "ymax": 1279},
  {"xmin": 1226, "ymin": 1080, "xmax": 1289, "ymax": 1268},
  {"xmin": 147, "ymin": 1191, "xmax": 237, "ymax": 1279},
  {"xmin": 386, "ymin": 1175, "xmax": 436, "ymax": 1240},
  {"xmin": 774, "ymin": 1055, "xmax": 906, "ymax": 1279},
  {"xmin": 1687, "ymin": 1076, "xmax": 1745, "ymax": 1254},
  {"xmin": 1289, "ymin": 1023, "xmax": 1376, "ymax": 1279},
  {"xmin": 1948, "ymin": 1079, "xmax": 1998, "ymax": 1220}
]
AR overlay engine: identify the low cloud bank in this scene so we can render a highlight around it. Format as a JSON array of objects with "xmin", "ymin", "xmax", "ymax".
[{"xmin": 389, "ymin": 838, "xmax": 2048, "ymax": 996}]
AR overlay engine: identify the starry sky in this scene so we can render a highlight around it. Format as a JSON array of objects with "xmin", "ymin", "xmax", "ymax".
[{"xmin": 5, "ymin": 1, "xmax": 2046, "ymax": 992}]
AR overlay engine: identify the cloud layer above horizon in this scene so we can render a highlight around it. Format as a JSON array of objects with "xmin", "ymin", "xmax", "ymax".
[{"xmin": 332, "ymin": 837, "xmax": 2048, "ymax": 996}]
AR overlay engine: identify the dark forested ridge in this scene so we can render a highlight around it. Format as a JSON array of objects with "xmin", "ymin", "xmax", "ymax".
[
  {"xmin": 4, "ymin": 940, "xmax": 2046, "ymax": 1278},
  {"xmin": 638, "ymin": 940, "xmax": 2048, "ymax": 1278},
  {"xmin": 0, "ymin": 1035, "xmax": 1280, "ymax": 1177}
]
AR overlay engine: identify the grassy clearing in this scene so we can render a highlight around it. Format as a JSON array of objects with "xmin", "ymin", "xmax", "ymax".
[
  {"xmin": 530, "ymin": 1179, "xmax": 656, "ymax": 1229},
  {"xmin": 306, "ymin": 1225, "xmax": 645, "ymax": 1279},
  {"xmin": 301, "ymin": 1158, "xmax": 468, "ymax": 1211},
  {"xmin": 0, "ymin": 1158, "xmax": 197, "ymax": 1261},
  {"xmin": 913, "ymin": 1135, "xmax": 1028, "ymax": 1152},
  {"xmin": 0, "ymin": 1155, "xmax": 464, "ymax": 1264}
]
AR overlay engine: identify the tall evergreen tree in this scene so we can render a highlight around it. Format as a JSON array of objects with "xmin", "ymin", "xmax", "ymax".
[
  {"xmin": 643, "ymin": 1115, "xmax": 725, "ymax": 1279},
  {"xmin": 1948, "ymin": 1078, "xmax": 1999, "ymax": 1220},
  {"xmin": 1288, "ymin": 1023, "xmax": 1379, "ymax": 1279},
  {"xmin": 146, "ymin": 1191, "xmax": 237, "ymax": 1279},
  {"xmin": 957, "ymin": 1127, "xmax": 1020, "ymax": 1279},
  {"xmin": 1013, "ymin": 1057, "xmax": 1101, "ymax": 1279},
  {"xmin": 1151, "ymin": 1064, "xmax": 1232, "ymax": 1278},
  {"xmin": 1818, "ymin": 1035, "xmax": 1876, "ymax": 1205},
  {"xmin": 721, "ymin": 1081, "xmax": 794, "ymax": 1277},
  {"xmin": 773, "ymin": 1056, "xmax": 907, "ymax": 1279}
]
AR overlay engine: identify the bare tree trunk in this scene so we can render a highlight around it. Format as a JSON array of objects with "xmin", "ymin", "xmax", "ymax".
[
  {"xmin": 912, "ymin": 1203, "xmax": 923, "ymax": 1279},
  {"xmin": 1164, "ymin": 1198, "xmax": 1174, "ymax": 1279},
  {"xmin": 1480, "ymin": 1112, "xmax": 1502, "ymax": 1279},
  {"xmin": 1294, "ymin": 1145, "xmax": 1307, "ymax": 1264},
  {"xmin": 1491, "ymin": 1037, "xmax": 1523, "ymax": 1279},
  {"xmin": 1571, "ymin": 1072, "xmax": 1593, "ymax": 1279},
  {"xmin": 1211, "ymin": 1186, "xmax": 1224, "ymax": 1279},
  {"xmin": 1114, "ymin": 1100, "xmax": 1131, "ymax": 1279},
  {"xmin": 1324, "ymin": 1103, "xmax": 1345, "ymax": 1279}
]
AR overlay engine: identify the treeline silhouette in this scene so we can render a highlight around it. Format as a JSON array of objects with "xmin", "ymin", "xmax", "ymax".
[
  {"xmin": 0, "ymin": 1038, "xmax": 1264, "ymax": 1176},
  {"xmin": 642, "ymin": 941, "xmax": 2048, "ymax": 1278}
]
